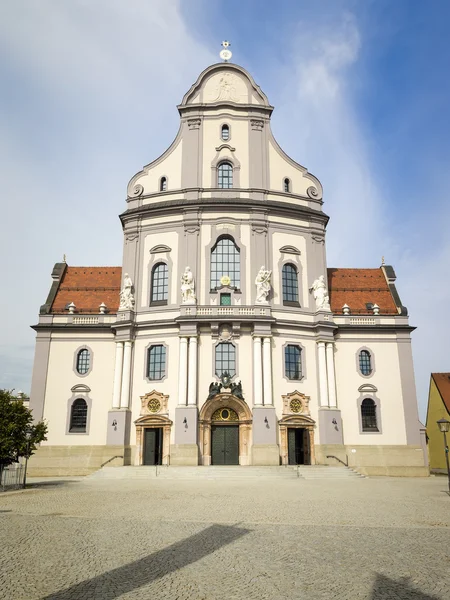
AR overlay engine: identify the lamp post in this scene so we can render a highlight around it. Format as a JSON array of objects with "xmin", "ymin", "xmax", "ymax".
[
  {"xmin": 437, "ymin": 418, "xmax": 450, "ymax": 496},
  {"xmin": 22, "ymin": 426, "xmax": 34, "ymax": 489}
]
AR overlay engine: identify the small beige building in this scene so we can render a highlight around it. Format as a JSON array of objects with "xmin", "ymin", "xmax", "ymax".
[{"xmin": 29, "ymin": 60, "xmax": 428, "ymax": 477}]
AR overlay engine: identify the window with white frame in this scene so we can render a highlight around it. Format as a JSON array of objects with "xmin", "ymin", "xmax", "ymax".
[
  {"xmin": 76, "ymin": 349, "xmax": 90, "ymax": 375},
  {"xmin": 69, "ymin": 398, "xmax": 88, "ymax": 432},
  {"xmin": 151, "ymin": 262, "xmax": 168, "ymax": 304},
  {"xmin": 359, "ymin": 350, "xmax": 372, "ymax": 376},
  {"xmin": 361, "ymin": 398, "xmax": 379, "ymax": 431},
  {"xmin": 282, "ymin": 263, "xmax": 299, "ymax": 305},
  {"xmin": 218, "ymin": 162, "xmax": 233, "ymax": 188},
  {"xmin": 147, "ymin": 345, "xmax": 166, "ymax": 380},
  {"xmin": 215, "ymin": 342, "xmax": 236, "ymax": 377},
  {"xmin": 210, "ymin": 235, "xmax": 240, "ymax": 289},
  {"xmin": 285, "ymin": 345, "xmax": 302, "ymax": 379}
]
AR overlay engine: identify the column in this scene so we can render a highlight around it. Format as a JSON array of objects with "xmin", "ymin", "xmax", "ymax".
[
  {"xmin": 120, "ymin": 341, "xmax": 133, "ymax": 409},
  {"xmin": 262, "ymin": 337, "xmax": 273, "ymax": 405},
  {"xmin": 187, "ymin": 337, "xmax": 198, "ymax": 406},
  {"xmin": 253, "ymin": 336, "xmax": 263, "ymax": 406},
  {"xmin": 317, "ymin": 341, "xmax": 329, "ymax": 407},
  {"xmin": 112, "ymin": 341, "xmax": 124, "ymax": 409},
  {"xmin": 326, "ymin": 342, "xmax": 337, "ymax": 408},
  {"xmin": 178, "ymin": 337, "xmax": 189, "ymax": 405}
]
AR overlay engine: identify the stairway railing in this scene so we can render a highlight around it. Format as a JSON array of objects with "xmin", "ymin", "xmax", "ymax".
[
  {"xmin": 326, "ymin": 454, "xmax": 348, "ymax": 467},
  {"xmin": 100, "ymin": 455, "xmax": 123, "ymax": 468}
]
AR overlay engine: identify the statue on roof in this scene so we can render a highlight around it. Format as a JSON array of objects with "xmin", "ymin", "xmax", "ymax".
[
  {"xmin": 119, "ymin": 273, "xmax": 135, "ymax": 311},
  {"xmin": 181, "ymin": 266, "xmax": 196, "ymax": 305},
  {"xmin": 309, "ymin": 275, "xmax": 331, "ymax": 311}
]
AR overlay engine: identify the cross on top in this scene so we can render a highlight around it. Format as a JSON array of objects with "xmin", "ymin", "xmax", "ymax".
[{"xmin": 220, "ymin": 41, "xmax": 232, "ymax": 62}]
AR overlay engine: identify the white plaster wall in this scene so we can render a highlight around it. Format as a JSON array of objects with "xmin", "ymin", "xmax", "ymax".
[
  {"xmin": 200, "ymin": 223, "xmax": 212, "ymax": 304},
  {"xmin": 271, "ymin": 231, "xmax": 309, "ymax": 308},
  {"xmin": 130, "ymin": 333, "xmax": 180, "ymax": 445},
  {"xmin": 134, "ymin": 139, "xmax": 183, "ymax": 194},
  {"xmin": 202, "ymin": 116, "xmax": 249, "ymax": 188},
  {"xmin": 43, "ymin": 336, "xmax": 115, "ymax": 445},
  {"xmin": 141, "ymin": 230, "xmax": 179, "ymax": 307},
  {"xmin": 334, "ymin": 337, "xmax": 408, "ymax": 445},
  {"xmin": 240, "ymin": 222, "xmax": 251, "ymax": 304},
  {"xmin": 268, "ymin": 139, "xmax": 313, "ymax": 196},
  {"xmin": 272, "ymin": 333, "xmax": 320, "ymax": 424}
]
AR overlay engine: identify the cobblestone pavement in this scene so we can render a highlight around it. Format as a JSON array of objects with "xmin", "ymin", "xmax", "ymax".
[{"xmin": 1, "ymin": 476, "xmax": 450, "ymax": 600}]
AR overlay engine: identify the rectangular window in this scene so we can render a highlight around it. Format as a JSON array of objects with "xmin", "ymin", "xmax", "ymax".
[
  {"xmin": 220, "ymin": 293, "xmax": 231, "ymax": 306},
  {"xmin": 215, "ymin": 342, "xmax": 236, "ymax": 377},
  {"xmin": 147, "ymin": 345, "xmax": 166, "ymax": 380},
  {"xmin": 285, "ymin": 345, "xmax": 302, "ymax": 380}
]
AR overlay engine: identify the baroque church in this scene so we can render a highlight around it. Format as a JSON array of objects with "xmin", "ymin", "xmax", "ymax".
[{"xmin": 28, "ymin": 52, "xmax": 428, "ymax": 477}]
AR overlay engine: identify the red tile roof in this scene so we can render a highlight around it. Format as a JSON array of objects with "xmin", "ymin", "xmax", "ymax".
[
  {"xmin": 49, "ymin": 265, "xmax": 398, "ymax": 316},
  {"xmin": 51, "ymin": 267, "xmax": 122, "ymax": 314},
  {"xmin": 327, "ymin": 268, "xmax": 398, "ymax": 315},
  {"xmin": 431, "ymin": 373, "xmax": 450, "ymax": 414}
]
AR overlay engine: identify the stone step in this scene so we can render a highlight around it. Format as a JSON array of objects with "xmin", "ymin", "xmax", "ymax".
[{"xmin": 86, "ymin": 465, "xmax": 365, "ymax": 481}]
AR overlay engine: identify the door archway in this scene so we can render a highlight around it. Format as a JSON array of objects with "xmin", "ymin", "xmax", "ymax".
[
  {"xmin": 279, "ymin": 415, "xmax": 316, "ymax": 466},
  {"xmin": 199, "ymin": 394, "xmax": 252, "ymax": 465}
]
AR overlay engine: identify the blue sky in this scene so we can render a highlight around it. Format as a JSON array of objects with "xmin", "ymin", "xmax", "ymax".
[{"xmin": 1, "ymin": 0, "xmax": 449, "ymax": 420}]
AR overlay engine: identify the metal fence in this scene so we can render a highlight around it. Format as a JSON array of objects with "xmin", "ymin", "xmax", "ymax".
[{"xmin": 1, "ymin": 464, "xmax": 25, "ymax": 491}]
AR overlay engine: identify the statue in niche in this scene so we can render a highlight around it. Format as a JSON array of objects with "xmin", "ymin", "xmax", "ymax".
[
  {"xmin": 309, "ymin": 275, "xmax": 331, "ymax": 311},
  {"xmin": 255, "ymin": 266, "xmax": 272, "ymax": 304},
  {"xmin": 207, "ymin": 381, "xmax": 223, "ymax": 400},
  {"xmin": 180, "ymin": 266, "xmax": 196, "ymax": 305},
  {"xmin": 119, "ymin": 273, "xmax": 135, "ymax": 311}
]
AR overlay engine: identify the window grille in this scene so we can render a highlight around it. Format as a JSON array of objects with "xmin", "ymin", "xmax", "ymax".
[
  {"xmin": 69, "ymin": 399, "xmax": 88, "ymax": 432},
  {"xmin": 218, "ymin": 162, "xmax": 233, "ymax": 188},
  {"xmin": 210, "ymin": 236, "xmax": 240, "ymax": 289},
  {"xmin": 76, "ymin": 349, "xmax": 90, "ymax": 374},
  {"xmin": 151, "ymin": 263, "xmax": 168, "ymax": 303},
  {"xmin": 147, "ymin": 345, "xmax": 166, "ymax": 380},
  {"xmin": 215, "ymin": 342, "xmax": 236, "ymax": 377},
  {"xmin": 282, "ymin": 263, "xmax": 299, "ymax": 304},
  {"xmin": 285, "ymin": 345, "xmax": 302, "ymax": 379},
  {"xmin": 361, "ymin": 398, "xmax": 379, "ymax": 431},
  {"xmin": 359, "ymin": 350, "xmax": 372, "ymax": 375}
]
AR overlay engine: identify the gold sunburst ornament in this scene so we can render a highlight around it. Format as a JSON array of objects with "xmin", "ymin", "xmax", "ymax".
[{"xmin": 220, "ymin": 275, "xmax": 231, "ymax": 286}]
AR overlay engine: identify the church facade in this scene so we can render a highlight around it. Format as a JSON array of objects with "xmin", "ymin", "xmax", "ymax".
[{"xmin": 28, "ymin": 61, "xmax": 428, "ymax": 476}]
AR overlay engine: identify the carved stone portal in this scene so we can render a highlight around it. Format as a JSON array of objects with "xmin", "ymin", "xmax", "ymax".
[
  {"xmin": 135, "ymin": 391, "xmax": 171, "ymax": 466},
  {"xmin": 279, "ymin": 414, "xmax": 316, "ymax": 466},
  {"xmin": 282, "ymin": 390, "xmax": 311, "ymax": 416},
  {"xmin": 140, "ymin": 390, "xmax": 169, "ymax": 416},
  {"xmin": 199, "ymin": 394, "xmax": 252, "ymax": 466}
]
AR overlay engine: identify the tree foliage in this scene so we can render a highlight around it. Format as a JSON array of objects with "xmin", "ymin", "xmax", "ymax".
[{"xmin": 0, "ymin": 389, "xmax": 47, "ymax": 468}]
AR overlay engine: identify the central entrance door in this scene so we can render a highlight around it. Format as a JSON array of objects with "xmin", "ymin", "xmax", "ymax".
[
  {"xmin": 143, "ymin": 428, "xmax": 163, "ymax": 465},
  {"xmin": 288, "ymin": 428, "xmax": 310, "ymax": 465},
  {"xmin": 211, "ymin": 425, "xmax": 239, "ymax": 465}
]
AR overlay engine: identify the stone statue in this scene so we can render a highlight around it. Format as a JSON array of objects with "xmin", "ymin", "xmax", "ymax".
[
  {"xmin": 181, "ymin": 266, "xmax": 196, "ymax": 305},
  {"xmin": 230, "ymin": 380, "xmax": 244, "ymax": 400},
  {"xmin": 207, "ymin": 381, "xmax": 222, "ymax": 401},
  {"xmin": 119, "ymin": 273, "xmax": 135, "ymax": 311},
  {"xmin": 255, "ymin": 266, "xmax": 272, "ymax": 304},
  {"xmin": 309, "ymin": 275, "xmax": 331, "ymax": 311}
]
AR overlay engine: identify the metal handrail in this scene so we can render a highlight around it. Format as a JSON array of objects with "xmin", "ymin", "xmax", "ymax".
[
  {"xmin": 100, "ymin": 455, "xmax": 123, "ymax": 468},
  {"xmin": 326, "ymin": 454, "xmax": 348, "ymax": 467}
]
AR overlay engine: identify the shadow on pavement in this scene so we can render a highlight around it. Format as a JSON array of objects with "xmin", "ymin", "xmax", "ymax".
[
  {"xmin": 44, "ymin": 523, "xmax": 249, "ymax": 600},
  {"xmin": 371, "ymin": 574, "xmax": 440, "ymax": 599}
]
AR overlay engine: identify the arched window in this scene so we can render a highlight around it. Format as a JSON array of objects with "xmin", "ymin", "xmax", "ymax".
[
  {"xmin": 285, "ymin": 345, "xmax": 302, "ymax": 380},
  {"xmin": 284, "ymin": 178, "xmax": 291, "ymax": 193},
  {"xmin": 218, "ymin": 162, "xmax": 233, "ymax": 189},
  {"xmin": 147, "ymin": 345, "xmax": 166, "ymax": 380},
  {"xmin": 361, "ymin": 398, "xmax": 379, "ymax": 431},
  {"xmin": 215, "ymin": 342, "xmax": 236, "ymax": 377},
  {"xmin": 151, "ymin": 263, "xmax": 168, "ymax": 305},
  {"xmin": 69, "ymin": 398, "xmax": 88, "ymax": 432},
  {"xmin": 210, "ymin": 236, "xmax": 240, "ymax": 289},
  {"xmin": 359, "ymin": 350, "xmax": 372, "ymax": 376},
  {"xmin": 221, "ymin": 124, "xmax": 230, "ymax": 141},
  {"xmin": 76, "ymin": 349, "xmax": 90, "ymax": 375},
  {"xmin": 282, "ymin": 263, "xmax": 299, "ymax": 305},
  {"xmin": 160, "ymin": 177, "xmax": 167, "ymax": 192}
]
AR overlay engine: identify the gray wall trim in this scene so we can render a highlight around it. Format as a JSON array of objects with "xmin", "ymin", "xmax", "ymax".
[
  {"xmin": 66, "ymin": 393, "xmax": 93, "ymax": 435},
  {"xmin": 282, "ymin": 341, "xmax": 307, "ymax": 383},
  {"xmin": 29, "ymin": 331, "xmax": 51, "ymax": 422},
  {"xmin": 356, "ymin": 391, "xmax": 382, "ymax": 435},
  {"xmin": 397, "ymin": 337, "xmax": 421, "ymax": 444},
  {"xmin": 144, "ymin": 341, "xmax": 169, "ymax": 383},
  {"xmin": 72, "ymin": 344, "xmax": 94, "ymax": 378},
  {"xmin": 355, "ymin": 346, "xmax": 376, "ymax": 379}
]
